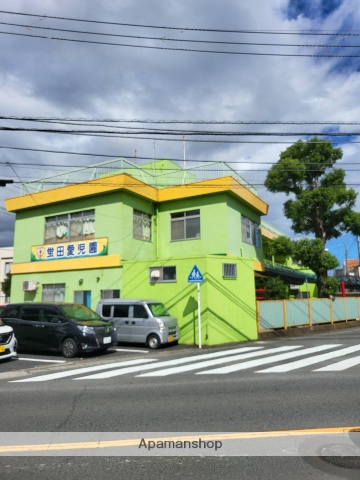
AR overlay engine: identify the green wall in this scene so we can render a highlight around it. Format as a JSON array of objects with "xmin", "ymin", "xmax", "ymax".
[
  {"xmin": 122, "ymin": 255, "xmax": 258, "ymax": 346},
  {"xmin": 10, "ymin": 267, "xmax": 123, "ymax": 307}
]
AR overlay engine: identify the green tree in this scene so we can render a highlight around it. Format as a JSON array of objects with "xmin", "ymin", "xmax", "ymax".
[
  {"xmin": 293, "ymin": 238, "xmax": 339, "ymax": 297},
  {"xmin": 267, "ymin": 235, "xmax": 294, "ymax": 259},
  {"xmin": 264, "ymin": 276, "xmax": 289, "ymax": 300},
  {"xmin": 265, "ymin": 137, "xmax": 358, "ymax": 297},
  {"xmin": 1, "ymin": 272, "xmax": 11, "ymax": 299}
]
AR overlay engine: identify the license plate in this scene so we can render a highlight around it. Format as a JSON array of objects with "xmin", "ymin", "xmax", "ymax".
[
  {"xmin": 168, "ymin": 336, "xmax": 174, "ymax": 343},
  {"xmin": 0, "ymin": 346, "xmax": 5, "ymax": 353},
  {"xmin": 103, "ymin": 336, "xmax": 112, "ymax": 345}
]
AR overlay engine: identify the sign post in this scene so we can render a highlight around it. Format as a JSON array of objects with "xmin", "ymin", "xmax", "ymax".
[{"xmin": 188, "ymin": 265, "xmax": 204, "ymax": 349}]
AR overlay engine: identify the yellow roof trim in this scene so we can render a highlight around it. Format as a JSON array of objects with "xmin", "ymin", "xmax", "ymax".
[
  {"xmin": 11, "ymin": 254, "xmax": 121, "ymax": 274},
  {"xmin": 261, "ymin": 227, "xmax": 278, "ymax": 240},
  {"xmin": 254, "ymin": 261, "xmax": 265, "ymax": 272},
  {"xmin": 158, "ymin": 177, "xmax": 268, "ymax": 215},
  {"xmin": 5, "ymin": 174, "xmax": 268, "ymax": 215},
  {"xmin": 5, "ymin": 174, "xmax": 157, "ymax": 212}
]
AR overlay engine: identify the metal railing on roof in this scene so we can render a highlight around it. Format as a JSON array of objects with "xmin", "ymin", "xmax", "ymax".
[
  {"xmin": 261, "ymin": 219, "xmax": 287, "ymax": 238},
  {"xmin": 20, "ymin": 158, "xmax": 258, "ymax": 195}
]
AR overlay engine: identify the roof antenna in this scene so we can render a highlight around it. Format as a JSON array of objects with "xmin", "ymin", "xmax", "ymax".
[{"xmin": 183, "ymin": 135, "xmax": 186, "ymax": 170}]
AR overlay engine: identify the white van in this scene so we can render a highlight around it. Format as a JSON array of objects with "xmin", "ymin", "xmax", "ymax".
[{"xmin": 96, "ymin": 299, "xmax": 180, "ymax": 349}]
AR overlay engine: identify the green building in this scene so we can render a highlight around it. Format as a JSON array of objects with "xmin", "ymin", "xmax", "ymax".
[{"xmin": 5, "ymin": 158, "xmax": 312, "ymax": 346}]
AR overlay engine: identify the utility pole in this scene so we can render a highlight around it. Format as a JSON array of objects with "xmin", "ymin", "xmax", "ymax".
[{"xmin": 338, "ymin": 243, "xmax": 349, "ymax": 275}]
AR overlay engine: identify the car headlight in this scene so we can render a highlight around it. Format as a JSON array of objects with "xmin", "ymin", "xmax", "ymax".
[
  {"xmin": 158, "ymin": 320, "xmax": 165, "ymax": 330},
  {"xmin": 77, "ymin": 325, "xmax": 95, "ymax": 335}
]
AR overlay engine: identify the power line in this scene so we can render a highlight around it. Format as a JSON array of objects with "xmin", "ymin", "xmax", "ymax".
[
  {"xmin": 1, "ymin": 20, "xmax": 360, "ymax": 50},
  {"xmin": 0, "ymin": 10, "xmax": 359, "ymax": 37},
  {"xmin": 1, "ymin": 29, "xmax": 360, "ymax": 58},
  {"xmin": 2, "ymin": 115, "xmax": 360, "ymax": 125},
  {"xmin": 1, "ymin": 124, "xmax": 360, "ymax": 137}
]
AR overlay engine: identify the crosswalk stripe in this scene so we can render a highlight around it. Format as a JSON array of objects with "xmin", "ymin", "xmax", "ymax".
[
  {"xmin": 10, "ymin": 359, "xmax": 158, "ymax": 383},
  {"xmin": 12, "ymin": 346, "xmax": 262, "ymax": 382},
  {"xmin": 18, "ymin": 358, "xmax": 66, "ymax": 363},
  {"xmin": 196, "ymin": 345, "xmax": 340, "ymax": 375},
  {"xmin": 314, "ymin": 355, "xmax": 360, "ymax": 372},
  {"xmin": 75, "ymin": 347, "xmax": 265, "ymax": 379},
  {"xmin": 136, "ymin": 346, "xmax": 302, "ymax": 377},
  {"xmin": 257, "ymin": 345, "xmax": 360, "ymax": 373}
]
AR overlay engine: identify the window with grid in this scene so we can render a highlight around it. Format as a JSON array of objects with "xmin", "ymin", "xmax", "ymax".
[
  {"xmin": 171, "ymin": 209, "xmax": 200, "ymax": 241},
  {"xmin": 42, "ymin": 284, "xmax": 66, "ymax": 302},
  {"xmin": 133, "ymin": 210, "xmax": 152, "ymax": 241},
  {"xmin": 44, "ymin": 210, "xmax": 95, "ymax": 244},
  {"xmin": 101, "ymin": 290, "xmax": 120, "ymax": 299},
  {"xmin": 241, "ymin": 216, "xmax": 261, "ymax": 248}
]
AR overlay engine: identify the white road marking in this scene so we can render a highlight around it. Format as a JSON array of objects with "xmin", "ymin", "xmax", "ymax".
[
  {"xmin": 11, "ymin": 359, "xmax": 158, "ymax": 382},
  {"xmin": 196, "ymin": 345, "xmax": 340, "ymax": 375},
  {"xmin": 74, "ymin": 347, "xmax": 266, "ymax": 380},
  {"xmin": 115, "ymin": 349, "xmax": 149, "ymax": 353},
  {"xmin": 11, "ymin": 346, "xmax": 261, "ymax": 382},
  {"xmin": 137, "ymin": 346, "xmax": 302, "ymax": 377},
  {"xmin": 17, "ymin": 358, "xmax": 66, "ymax": 363},
  {"xmin": 314, "ymin": 355, "xmax": 360, "ymax": 371},
  {"xmin": 257, "ymin": 345, "xmax": 360, "ymax": 373}
]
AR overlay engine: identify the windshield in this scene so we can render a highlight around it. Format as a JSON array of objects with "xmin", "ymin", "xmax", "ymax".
[
  {"xmin": 61, "ymin": 304, "xmax": 101, "ymax": 321},
  {"xmin": 148, "ymin": 303, "xmax": 170, "ymax": 317}
]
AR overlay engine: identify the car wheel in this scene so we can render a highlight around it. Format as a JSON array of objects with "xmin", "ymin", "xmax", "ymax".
[
  {"xmin": 61, "ymin": 338, "xmax": 78, "ymax": 358},
  {"xmin": 147, "ymin": 334, "xmax": 161, "ymax": 349}
]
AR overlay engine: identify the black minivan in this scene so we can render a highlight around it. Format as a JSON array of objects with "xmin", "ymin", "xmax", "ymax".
[{"xmin": 0, "ymin": 302, "xmax": 117, "ymax": 358}]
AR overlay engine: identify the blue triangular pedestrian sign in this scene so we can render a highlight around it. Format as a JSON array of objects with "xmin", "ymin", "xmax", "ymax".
[{"xmin": 188, "ymin": 265, "xmax": 204, "ymax": 283}]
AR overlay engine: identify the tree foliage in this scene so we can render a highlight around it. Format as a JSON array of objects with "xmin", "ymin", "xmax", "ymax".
[
  {"xmin": 264, "ymin": 276, "xmax": 289, "ymax": 300},
  {"xmin": 323, "ymin": 277, "xmax": 339, "ymax": 297},
  {"xmin": 265, "ymin": 137, "xmax": 360, "ymax": 245},
  {"xmin": 267, "ymin": 236, "xmax": 294, "ymax": 258},
  {"xmin": 264, "ymin": 137, "xmax": 358, "ymax": 297},
  {"xmin": 1, "ymin": 273, "xmax": 11, "ymax": 298}
]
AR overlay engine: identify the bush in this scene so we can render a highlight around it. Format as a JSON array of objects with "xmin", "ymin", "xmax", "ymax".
[{"xmin": 264, "ymin": 276, "xmax": 289, "ymax": 300}]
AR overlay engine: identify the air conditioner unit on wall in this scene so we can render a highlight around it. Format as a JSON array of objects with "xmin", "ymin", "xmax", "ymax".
[{"xmin": 23, "ymin": 280, "xmax": 37, "ymax": 292}]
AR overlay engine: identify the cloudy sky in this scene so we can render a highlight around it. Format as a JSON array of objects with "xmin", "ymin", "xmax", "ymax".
[{"xmin": 1, "ymin": 0, "xmax": 360, "ymax": 267}]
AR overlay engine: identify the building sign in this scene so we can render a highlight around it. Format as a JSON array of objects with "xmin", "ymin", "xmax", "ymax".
[{"xmin": 31, "ymin": 238, "xmax": 108, "ymax": 261}]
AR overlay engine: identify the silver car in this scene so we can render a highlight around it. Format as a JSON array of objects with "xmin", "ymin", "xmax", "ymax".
[{"xmin": 96, "ymin": 299, "xmax": 180, "ymax": 349}]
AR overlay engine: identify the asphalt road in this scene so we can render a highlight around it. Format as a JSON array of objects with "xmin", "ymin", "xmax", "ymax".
[{"xmin": 2, "ymin": 328, "xmax": 360, "ymax": 479}]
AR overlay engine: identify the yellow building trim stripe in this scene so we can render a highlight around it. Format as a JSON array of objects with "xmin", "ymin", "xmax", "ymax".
[
  {"xmin": 261, "ymin": 227, "xmax": 278, "ymax": 240},
  {"xmin": 5, "ymin": 174, "xmax": 158, "ymax": 212},
  {"xmin": 253, "ymin": 261, "xmax": 265, "ymax": 272},
  {"xmin": 6, "ymin": 174, "xmax": 268, "ymax": 215},
  {"xmin": 158, "ymin": 176, "xmax": 268, "ymax": 214},
  {"xmin": 11, "ymin": 254, "xmax": 121, "ymax": 274}
]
